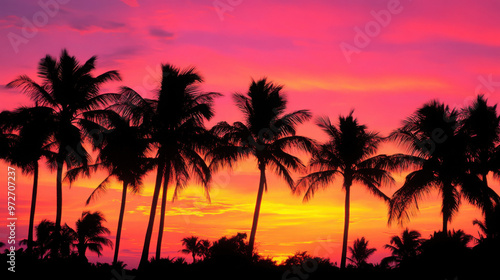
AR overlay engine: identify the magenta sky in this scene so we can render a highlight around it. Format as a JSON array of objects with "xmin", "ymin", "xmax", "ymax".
[{"xmin": 2, "ymin": 0, "xmax": 500, "ymax": 268}]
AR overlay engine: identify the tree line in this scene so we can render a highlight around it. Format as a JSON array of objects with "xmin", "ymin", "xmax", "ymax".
[{"xmin": 1, "ymin": 49, "xmax": 499, "ymax": 274}]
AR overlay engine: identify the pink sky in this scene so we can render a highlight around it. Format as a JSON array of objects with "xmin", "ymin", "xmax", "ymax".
[{"xmin": 1, "ymin": 0, "xmax": 500, "ymax": 268}]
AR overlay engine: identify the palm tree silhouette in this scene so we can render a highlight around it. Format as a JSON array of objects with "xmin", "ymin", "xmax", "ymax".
[
  {"xmin": 180, "ymin": 236, "xmax": 210, "ymax": 263},
  {"xmin": 460, "ymin": 95, "xmax": 500, "ymax": 212},
  {"xmin": 389, "ymin": 100, "xmax": 500, "ymax": 233},
  {"xmin": 208, "ymin": 78, "xmax": 315, "ymax": 254},
  {"xmin": 75, "ymin": 211, "xmax": 113, "ymax": 261},
  {"xmin": 117, "ymin": 64, "xmax": 218, "ymax": 268},
  {"xmin": 383, "ymin": 229, "xmax": 424, "ymax": 267},
  {"xmin": 32, "ymin": 219, "xmax": 76, "ymax": 258},
  {"xmin": 347, "ymin": 237, "xmax": 376, "ymax": 268},
  {"xmin": 34, "ymin": 219, "xmax": 56, "ymax": 259},
  {"xmin": 0, "ymin": 106, "xmax": 56, "ymax": 253},
  {"xmin": 65, "ymin": 109, "xmax": 151, "ymax": 265},
  {"xmin": 6, "ymin": 49, "xmax": 121, "ymax": 235},
  {"xmin": 295, "ymin": 112, "xmax": 409, "ymax": 269}
]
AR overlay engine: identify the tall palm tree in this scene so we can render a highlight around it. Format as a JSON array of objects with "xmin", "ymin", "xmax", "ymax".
[
  {"xmin": 347, "ymin": 237, "xmax": 376, "ymax": 268},
  {"xmin": 117, "ymin": 64, "xmax": 219, "ymax": 269},
  {"xmin": 294, "ymin": 113, "xmax": 410, "ymax": 269},
  {"xmin": 388, "ymin": 100, "xmax": 500, "ymax": 233},
  {"xmin": 208, "ymin": 78, "xmax": 315, "ymax": 254},
  {"xmin": 66, "ymin": 110, "xmax": 151, "ymax": 265},
  {"xmin": 383, "ymin": 229, "xmax": 424, "ymax": 267},
  {"xmin": 460, "ymin": 95, "xmax": 500, "ymax": 213},
  {"xmin": 1, "ymin": 106, "xmax": 56, "ymax": 253},
  {"xmin": 75, "ymin": 211, "xmax": 113, "ymax": 261},
  {"xmin": 180, "ymin": 236, "xmax": 210, "ymax": 263},
  {"xmin": 6, "ymin": 49, "xmax": 121, "ymax": 234}
]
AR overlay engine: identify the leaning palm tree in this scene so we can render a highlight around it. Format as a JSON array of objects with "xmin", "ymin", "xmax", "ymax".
[
  {"xmin": 295, "ymin": 112, "xmax": 410, "ymax": 269},
  {"xmin": 208, "ymin": 78, "xmax": 315, "ymax": 254},
  {"xmin": 75, "ymin": 211, "xmax": 113, "ymax": 261},
  {"xmin": 1, "ymin": 106, "xmax": 56, "ymax": 253},
  {"xmin": 6, "ymin": 49, "xmax": 121, "ymax": 235},
  {"xmin": 180, "ymin": 236, "xmax": 210, "ymax": 263},
  {"xmin": 65, "ymin": 110, "xmax": 151, "ymax": 265},
  {"xmin": 389, "ymin": 100, "xmax": 500, "ymax": 233},
  {"xmin": 117, "ymin": 64, "xmax": 219, "ymax": 269},
  {"xmin": 383, "ymin": 229, "xmax": 424, "ymax": 267},
  {"xmin": 347, "ymin": 237, "xmax": 376, "ymax": 268}
]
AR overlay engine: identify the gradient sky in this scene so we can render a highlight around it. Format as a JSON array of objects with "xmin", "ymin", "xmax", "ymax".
[{"xmin": 1, "ymin": 0, "xmax": 500, "ymax": 268}]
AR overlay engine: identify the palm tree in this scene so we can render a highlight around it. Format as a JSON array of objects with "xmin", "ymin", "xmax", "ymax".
[
  {"xmin": 34, "ymin": 219, "xmax": 56, "ymax": 259},
  {"xmin": 388, "ymin": 100, "xmax": 500, "ymax": 233},
  {"xmin": 383, "ymin": 229, "xmax": 424, "ymax": 267},
  {"xmin": 180, "ymin": 236, "xmax": 210, "ymax": 263},
  {"xmin": 460, "ymin": 95, "xmax": 500, "ymax": 213},
  {"xmin": 347, "ymin": 237, "xmax": 376, "ymax": 268},
  {"xmin": 75, "ymin": 211, "xmax": 113, "ymax": 261},
  {"xmin": 66, "ymin": 110, "xmax": 151, "ymax": 265},
  {"xmin": 208, "ymin": 78, "xmax": 315, "ymax": 254},
  {"xmin": 1, "ymin": 106, "xmax": 56, "ymax": 253},
  {"xmin": 198, "ymin": 239, "xmax": 211, "ymax": 261},
  {"xmin": 295, "ymin": 112, "xmax": 410, "ymax": 269},
  {"xmin": 6, "ymin": 49, "xmax": 121, "ymax": 234},
  {"xmin": 32, "ymin": 219, "xmax": 76, "ymax": 258},
  {"xmin": 117, "ymin": 64, "xmax": 218, "ymax": 269},
  {"xmin": 59, "ymin": 223, "xmax": 77, "ymax": 258}
]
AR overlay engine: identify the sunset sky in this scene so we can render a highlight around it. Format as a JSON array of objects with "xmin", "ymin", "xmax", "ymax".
[{"xmin": 1, "ymin": 0, "xmax": 500, "ymax": 268}]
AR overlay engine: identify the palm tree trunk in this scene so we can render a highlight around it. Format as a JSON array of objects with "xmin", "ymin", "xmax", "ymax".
[
  {"xmin": 113, "ymin": 181, "xmax": 128, "ymax": 265},
  {"xmin": 78, "ymin": 243, "xmax": 87, "ymax": 261},
  {"xmin": 192, "ymin": 252, "xmax": 196, "ymax": 263},
  {"xmin": 139, "ymin": 160, "xmax": 165, "ymax": 270},
  {"xmin": 441, "ymin": 182, "xmax": 453, "ymax": 236},
  {"xmin": 27, "ymin": 162, "xmax": 39, "ymax": 253},
  {"xmin": 52, "ymin": 157, "xmax": 64, "ymax": 259},
  {"xmin": 248, "ymin": 164, "xmax": 266, "ymax": 255},
  {"xmin": 340, "ymin": 180, "xmax": 352, "ymax": 269},
  {"xmin": 55, "ymin": 160, "xmax": 63, "ymax": 231},
  {"xmin": 156, "ymin": 167, "xmax": 170, "ymax": 260},
  {"xmin": 443, "ymin": 213, "xmax": 448, "ymax": 235}
]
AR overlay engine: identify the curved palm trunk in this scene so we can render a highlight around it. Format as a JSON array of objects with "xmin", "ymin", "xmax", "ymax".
[
  {"xmin": 139, "ymin": 160, "xmax": 165, "ymax": 270},
  {"xmin": 340, "ymin": 177, "xmax": 352, "ymax": 269},
  {"xmin": 27, "ymin": 162, "xmax": 39, "ymax": 253},
  {"xmin": 192, "ymin": 252, "xmax": 196, "ymax": 263},
  {"xmin": 155, "ymin": 168, "xmax": 170, "ymax": 260},
  {"xmin": 248, "ymin": 165, "xmax": 266, "ymax": 255},
  {"xmin": 113, "ymin": 181, "xmax": 128, "ymax": 265}
]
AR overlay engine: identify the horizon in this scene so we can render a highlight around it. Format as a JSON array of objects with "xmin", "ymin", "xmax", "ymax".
[{"xmin": 1, "ymin": 0, "xmax": 500, "ymax": 269}]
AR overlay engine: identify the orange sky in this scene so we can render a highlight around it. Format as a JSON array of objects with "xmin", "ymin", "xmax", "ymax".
[{"xmin": 1, "ymin": 0, "xmax": 500, "ymax": 269}]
